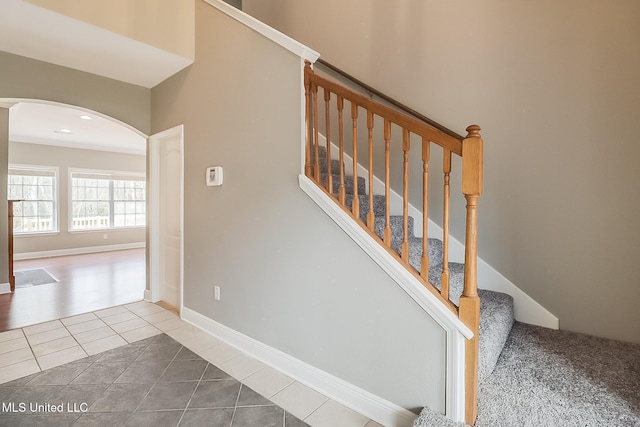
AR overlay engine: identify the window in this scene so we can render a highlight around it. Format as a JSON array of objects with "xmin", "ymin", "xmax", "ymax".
[
  {"xmin": 71, "ymin": 170, "xmax": 145, "ymax": 230},
  {"xmin": 8, "ymin": 166, "xmax": 58, "ymax": 234}
]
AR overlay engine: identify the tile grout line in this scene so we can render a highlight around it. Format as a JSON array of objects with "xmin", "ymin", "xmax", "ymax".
[{"xmin": 175, "ymin": 346, "xmax": 210, "ymax": 427}]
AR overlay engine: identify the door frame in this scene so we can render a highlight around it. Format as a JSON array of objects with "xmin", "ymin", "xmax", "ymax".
[{"xmin": 146, "ymin": 125, "xmax": 184, "ymax": 311}]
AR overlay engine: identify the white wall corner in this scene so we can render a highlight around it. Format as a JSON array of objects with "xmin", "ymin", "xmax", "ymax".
[
  {"xmin": 0, "ymin": 283, "xmax": 11, "ymax": 294},
  {"xmin": 181, "ymin": 306, "xmax": 417, "ymax": 427}
]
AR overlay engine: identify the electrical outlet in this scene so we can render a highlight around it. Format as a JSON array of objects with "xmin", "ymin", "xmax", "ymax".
[{"xmin": 214, "ymin": 286, "xmax": 221, "ymax": 301}]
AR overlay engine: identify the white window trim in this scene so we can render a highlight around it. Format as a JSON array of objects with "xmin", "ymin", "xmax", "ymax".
[
  {"xmin": 8, "ymin": 164, "xmax": 60, "ymax": 235},
  {"xmin": 68, "ymin": 168, "xmax": 146, "ymax": 232}
]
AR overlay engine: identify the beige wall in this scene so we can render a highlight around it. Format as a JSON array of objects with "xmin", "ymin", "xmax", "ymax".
[
  {"xmin": 9, "ymin": 142, "xmax": 146, "ymax": 255},
  {"xmin": 0, "ymin": 51, "xmax": 151, "ymax": 134},
  {"xmin": 25, "ymin": 0, "xmax": 195, "ymax": 61},
  {"xmin": 243, "ymin": 0, "xmax": 640, "ymax": 344},
  {"xmin": 152, "ymin": 0, "xmax": 448, "ymax": 412}
]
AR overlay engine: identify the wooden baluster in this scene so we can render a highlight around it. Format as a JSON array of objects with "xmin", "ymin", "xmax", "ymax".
[
  {"xmin": 401, "ymin": 129, "xmax": 410, "ymax": 261},
  {"xmin": 313, "ymin": 83, "xmax": 320, "ymax": 182},
  {"xmin": 337, "ymin": 96, "xmax": 346, "ymax": 205},
  {"xmin": 367, "ymin": 111, "xmax": 375, "ymax": 231},
  {"xmin": 383, "ymin": 119, "xmax": 392, "ymax": 246},
  {"xmin": 459, "ymin": 124, "xmax": 483, "ymax": 426},
  {"xmin": 304, "ymin": 62, "xmax": 313, "ymax": 177},
  {"xmin": 351, "ymin": 103, "xmax": 360, "ymax": 218},
  {"xmin": 324, "ymin": 88, "xmax": 332, "ymax": 193},
  {"xmin": 441, "ymin": 148, "xmax": 451, "ymax": 300},
  {"xmin": 421, "ymin": 138, "xmax": 430, "ymax": 280}
]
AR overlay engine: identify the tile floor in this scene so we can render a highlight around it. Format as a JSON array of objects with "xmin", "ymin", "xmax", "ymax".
[{"xmin": 0, "ymin": 301, "xmax": 384, "ymax": 427}]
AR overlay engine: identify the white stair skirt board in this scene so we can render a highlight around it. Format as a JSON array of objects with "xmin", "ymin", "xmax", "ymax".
[
  {"xmin": 182, "ymin": 306, "xmax": 421, "ymax": 427},
  {"xmin": 316, "ymin": 134, "xmax": 559, "ymax": 330},
  {"xmin": 13, "ymin": 242, "xmax": 146, "ymax": 261},
  {"xmin": 299, "ymin": 174, "xmax": 468, "ymax": 423}
]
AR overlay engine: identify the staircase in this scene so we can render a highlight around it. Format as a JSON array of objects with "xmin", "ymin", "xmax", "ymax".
[
  {"xmin": 317, "ymin": 144, "xmax": 516, "ymax": 389},
  {"xmin": 303, "ymin": 60, "xmax": 517, "ymax": 425}
]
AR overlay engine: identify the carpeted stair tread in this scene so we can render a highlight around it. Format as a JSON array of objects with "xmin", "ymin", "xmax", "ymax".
[
  {"xmin": 318, "ymin": 158, "xmax": 343, "ymax": 175},
  {"xmin": 343, "ymin": 194, "xmax": 387, "ymax": 219},
  {"xmin": 373, "ymin": 215, "xmax": 414, "ymax": 248},
  {"xmin": 477, "ymin": 289, "xmax": 514, "ymax": 383},
  {"xmin": 319, "ymin": 173, "xmax": 366, "ymax": 195}
]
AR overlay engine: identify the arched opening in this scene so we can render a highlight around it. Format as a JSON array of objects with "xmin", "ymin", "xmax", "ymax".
[{"xmin": 1, "ymin": 98, "xmax": 148, "ymax": 329}]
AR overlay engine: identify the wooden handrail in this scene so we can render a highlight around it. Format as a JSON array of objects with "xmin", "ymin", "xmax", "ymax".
[
  {"xmin": 316, "ymin": 58, "xmax": 465, "ymax": 141},
  {"xmin": 304, "ymin": 61, "xmax": 483, "ymax": 425}
]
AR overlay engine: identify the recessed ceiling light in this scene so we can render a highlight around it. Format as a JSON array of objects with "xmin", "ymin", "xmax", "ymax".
[
  {"xmin": 55, "ymin": 129, "xmax": 72, "ymax": 134},
  {"xmin": 80, "ymin": 115, "xmax": 92, "ymax": 120}
]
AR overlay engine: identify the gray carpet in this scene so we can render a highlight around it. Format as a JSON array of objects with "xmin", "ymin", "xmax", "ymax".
[
  {"xmin": 14, "ymin": 268, "xmax": 58, "ymax": 288},
  {"xmin": 414, "ymin": 322, "xmax": 640, "ymax": 426}
]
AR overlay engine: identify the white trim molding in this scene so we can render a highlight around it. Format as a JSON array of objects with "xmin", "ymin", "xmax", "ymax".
[
  {"xmin": 181, "ymin": 306, "xmax": 418, "ymax": 427},
  {"xmin": 0, "ymin": 283, "xmax": 11, "ymax": 295},
  {"xmin": 203, "ymin": 0, "xmax": 320, "ymax": 63},
  {"xmin": 13, "ymin": 242, "xmax": 145, "ymax": 261}
]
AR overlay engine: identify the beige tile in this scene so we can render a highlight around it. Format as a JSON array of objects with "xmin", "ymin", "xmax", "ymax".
[
  {"xmin": 23, "ymin": 320, "xmax": 63, "ymax": 336},
  {"xmin": 0, "ymin": 337, "xmax": 29, "ymax": 355},
  {"xmin": 32, "ymin": 336, "xmax": 79, "ymax": 357},
  {"xmin": 0, "ymin": 347, "xmax": 35, "ymax": 368},
  {"xmin": 60, "ymin": 312, "xmax": 98, "ymax": 326},
  {"xmin": 0, "ymin": 359, "xmax": 40, "ymax": 384},
  {"xmin": 219, "ymin": 354, "xmax": 265, "ymax": 380},
  {"xmin": 72, "ymin": 326, "xmax": 117, "ymax": 345},
  {"xmin": 94, "ymin": 306, "xmax": 129, "ymax": 318},
  {"xmin": 120, "ymin": 325, "xmax": 162, "ymax": 343},
  {"xmin": 25, "ymin": 327, "xmax": 70, "ymax": 346},
  {"xmin": 141, "ymin": 310, "xmax": 178, "ymax": 324},
  {"xmin": 179, "ymin": 334, "xmax": 223, "ymax": 353},
  {"xmin": 304, "ymin": 399, "xmax": 369, "ymax": 427},
  {"xmin": 37, "ymin": 345, "xmax": 87, "ymax": 370},
  {"xmin": 243, "ymin": 366, "xmax": 294, "ymax": 398},
  {"xmin": 101, "ymin": 311, "xmax": 139, "ymax": 326},
  {"xmin": 81, "ymin": 334, "xmax": 127, "ymax": 356},
  {"xmin": 109, "ymin": 318, "xmax": 149, "ymax": 334},
  {"xmin": 271, "ymin": 382, "xmax": 329, "ymax": 421},
  {"xmin": 154, "ymin": 317, "xmax": 187, "ymax": 332},
  {"xmin": 197, "ymin": 343, "xmax": 243, "ymax": 365},
  {"xmin": 0, "ymin": 329, "xmax": 25, "ymax": 343},
  {"xmin": 165, "ymin": 324, "xmax": 209, "ymax": 344},
  {"xmin": 125, "ymin": 301, "xmax": 166, "ymax": 316},
  {"xmin": 66, "ymin": 319, "xmax": 108, "ymax": 335}
]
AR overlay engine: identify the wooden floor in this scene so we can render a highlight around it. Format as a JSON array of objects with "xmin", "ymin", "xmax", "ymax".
[{"xmin": 0, "ymin": 248, "xmax": 145, "ymax": 332}]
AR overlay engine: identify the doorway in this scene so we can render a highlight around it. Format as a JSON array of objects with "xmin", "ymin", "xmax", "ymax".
[{"xmin": 147, "ymin": 125, "xmax": 184, "ymax": 311}]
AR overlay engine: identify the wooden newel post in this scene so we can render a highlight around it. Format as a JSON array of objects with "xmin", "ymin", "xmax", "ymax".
[
  {"xmin": 304, "ymin": 61, "xmax": 314, "ymax": 177},
  {"xmin": 459, "ymin": 124, "xmax": 483, "ymax": 425}
]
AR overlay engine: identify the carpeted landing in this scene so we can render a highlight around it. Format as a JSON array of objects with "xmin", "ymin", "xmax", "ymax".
[{"xmin": 413, "ymin": 322, "xmax": 640, "ymax": 426}]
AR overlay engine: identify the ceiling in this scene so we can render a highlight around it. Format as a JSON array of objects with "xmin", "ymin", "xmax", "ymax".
[
  {"xmin": 8, "ymin": 102, "xmax": 146, "ymax": 156},
  {"xmin": 0, "ymin": 0, "xmax": 191, "ymax": 155}
]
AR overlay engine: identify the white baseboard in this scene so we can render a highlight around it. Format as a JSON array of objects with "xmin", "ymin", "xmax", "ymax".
[
  {"xmin": 321, "ymin": 136, "xmax": 558, "ymax": 329},
  {"xmin": 181, "ymin": 306, "xmax": 418, "ymax": 427},
  {"xmin": 0, "ymin": 283, "xmax": 10, "ymax": 295},
  {"xmin": 14, "ymin": 242, "xmax": 146, "ymax": 261}
]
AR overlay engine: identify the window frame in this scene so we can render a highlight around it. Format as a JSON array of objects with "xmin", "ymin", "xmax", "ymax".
[
  {"xmin": 69, "ymin": 168, "xmax": 146, "ymax": 232},
  {"xmin": 8, "ymin": 164, "xmax": 59, "ymax": 236}
]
